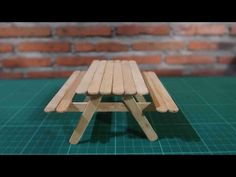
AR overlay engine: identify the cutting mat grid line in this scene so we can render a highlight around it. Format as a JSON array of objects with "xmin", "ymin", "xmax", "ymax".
[{"xmin": 1, "ymin": 77, "xmax": 236, "ymax": 154}]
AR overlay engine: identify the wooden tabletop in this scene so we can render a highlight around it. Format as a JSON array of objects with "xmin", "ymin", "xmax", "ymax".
[{"xmin": 76, "ymin": 60, "xmax": 149, "ymax": 96}]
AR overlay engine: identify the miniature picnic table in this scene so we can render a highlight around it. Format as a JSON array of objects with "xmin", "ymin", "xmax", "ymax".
[{"xmin": 44, "ymin": 60, "xmax": 179, "ymax": 144}]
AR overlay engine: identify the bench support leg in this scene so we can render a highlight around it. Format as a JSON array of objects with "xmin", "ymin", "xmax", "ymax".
[
  {"xmin": 69, "ymin": 95, "xmax": 102, "ymax": 144},
  {"xmin": 123, "ymin": 95, "xmax": 158, "ymax": 141}
]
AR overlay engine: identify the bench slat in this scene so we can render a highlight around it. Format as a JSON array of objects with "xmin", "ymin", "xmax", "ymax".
[
  {"xmin": 76, "ymin": 60, "xmax": 99, "ymax": 94},
  {"xmin": 148, "ymin": 72, "xmax": 179, "ymax": 113},
  {"xmin": 112, "ymin": 60, "xmax": 124, "ymax": 95},
  {"xmin": 56, "ymin": 71, "xmax": 86, "ymax": 112},
  {"xmin": 142, "ymin": 72, "xmax": 168, "ymax": 112},
  {"xmin": 122, "ymin": 60, "xmax": 137, "ymax": 95},
  {"xmin": 44, "ymin": 71, "xmax": 80, "ymax": 112},
  {"xmin": 129, "ymin": 60, "xmax": 149, "ymax": 95},
  {"xmin": 100, "ymin": 60, "xmax": 113, "ymax": 95},
  {"xmin": 87, "ymin": 60, "xmax": 107, "ymax": 95}
]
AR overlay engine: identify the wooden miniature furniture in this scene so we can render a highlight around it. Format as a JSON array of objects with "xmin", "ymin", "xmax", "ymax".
[{"xmin": 44, "ymin": 60, "xmax": 179, "ymax": 144}]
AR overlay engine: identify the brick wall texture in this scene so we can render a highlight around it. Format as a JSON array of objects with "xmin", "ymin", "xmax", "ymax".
[{"xmin": 0, "ymin": 22, "xmax": 236, "ymax": 79}]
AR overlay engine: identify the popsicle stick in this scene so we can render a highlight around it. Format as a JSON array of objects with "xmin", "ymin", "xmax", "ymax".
[
  {"xmin": 112, "ymin": 60, "xmax": 124, "ymax": 95},
  {"xmin": 76, "ymin": 60, "xmax": 99, "ymax": 94},
  {"xmin": 129, "ymin": 60, "xmax": 149, "ymax": 95},
  {"xmin": 100, "ymin": 61, "xmax": 113, "ymax": 95},
  {"xmin": 83, "ymin": 96, "xmax": 90, "ymax": 102},
  {"xmin": 69, "ymin": 96, "xmax": 102, "ymax": 144},
  {"xmin": 68, "ymin": 102, "xmax": 155, "ymax": 112},
  {"xmin": 122, "ymin": 61, "xmax": 137, "ymax": 95},
  {"xmin": 87, "ymin": 60, "xmax": 107, "ymax": 95},
  {"xmin": 142, "ymin": 72, "xmax": 168, "ymax": 113},
  {"xmin": 123, "ymin": 95, "xmax": 158, "ymax": 141},
  {"xmin": 56, "ymin": 72, "xmax": 85, "ymax": 113},
  {"xmin": 44, "ymin": 71, "xmax": 80, "ymax": 112},
  {"xmin": 148, "ymin": 72, "xmax": 179, "ymax": 113},
  {"xmin": 135, "ymin": 95, "xmax": 146, "ymax": 102}
]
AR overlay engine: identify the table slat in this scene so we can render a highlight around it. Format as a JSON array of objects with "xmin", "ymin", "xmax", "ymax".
[
  {"xmin": 129, "ymin": 60, "xmax": 149, "ymax": 95},
  {"xmin": 76, "ymin": 60, "xmax": 99, "ymax": 94},
  {"xmin": 87, "ymin": 60, "xmax": 107, "ymax": 95},
  {"xmin": 112, "ymin": 60, "xmax": 125, "ymax": 95},
  {"xmin": 100, "ymin": 60, "xmax": 114, "ymax": 95},
  {"xmin": 122, "ymin": 60, "xmax": 137, "ymax": 95}
]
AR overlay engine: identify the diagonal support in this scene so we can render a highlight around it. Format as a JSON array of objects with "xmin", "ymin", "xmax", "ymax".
[
  {"xmin": 69, "ymin": 95, "xmax": 102, "ymax": 144},
  {"xmin": 134, "ymin": 95, "xmax": 146, "ymax": 102},
  {"xmin": 123, "ymin": 95, "xmax": 158, "ymax": 141}
]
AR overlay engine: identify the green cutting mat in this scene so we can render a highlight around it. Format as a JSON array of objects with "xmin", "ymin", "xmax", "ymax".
[{"xmin": 1, "ymin": 77, "xmax": 236, "ymax": 155}]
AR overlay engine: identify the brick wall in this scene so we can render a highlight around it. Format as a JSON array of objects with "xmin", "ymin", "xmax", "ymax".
[{"xmin": 0, "ymin": 22, "xmax": 236, "ymax": 79}]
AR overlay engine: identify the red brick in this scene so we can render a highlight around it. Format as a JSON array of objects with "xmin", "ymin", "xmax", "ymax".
[
  {"xmin": 166, "ymin": 55, "xmax": 215, "ymax": 64},
  {"xmin": 0, "ymin": 26, "xmax": 51, "ymax": 37},
  {"xmin": 218, "ymin": 56, "xmax": 236, "ymax": 64},
  {"xmin": 0, "ymin": 72, "xmax": 23, "ymax": 79},
  {"xmin": 18, "ymin": 42, "xmax": 70, "ymax": 52},
  {"xmin": 174, "ymin": 24, "xmax": 227, "ymax": 35},
  {"xmin": 188, "ymin": 41, "xmax": 218, "ymax": 50},
  {"xmin": 192, "ymin": 70, "xmax": 229, "ymax": 76},
  {"xmin": 75, "ymin": 42, "xmax": 129, "ymax": 52},
  {"xmin": 2, "ymin": 58, "xmax": 51, "ymax": 68},
  {"xmin": 0, "ymin": 43, "xmax": 13, "ymax": 52},
  {"xmin": 56, "ymin": 56, "xmax": 106, "ymax": 66},
  {"xmin": 145, "ymin": 69, "xmax": 183, "ymax": 76},
  {"xmin": 75, "ymin": 43, "xmax": 95, "ymax": 52},
  {"xmin": 27, "ymin": 71, "xmax": 73, "ymax": 78},
  {"xmin": 95, "ymin": 42, "xmax": 129, "ymax": 52},
  {"xmin": 116, "ymin": 24, "xmax": 170, "ymax": 36},
  {"xmin": 230, "ymin": 25, "xmax": 236, "ymax": 35},
  {"xmin": 112, "ymin": 56, "xmax": 161, "ymax": 64},
  {"xmin": 132, "ymin": 41, "xmax": 184, "ymax": 50},
  {"xmin": 56, "ymin": 26, "xmax": 112, "ymax": 36}
]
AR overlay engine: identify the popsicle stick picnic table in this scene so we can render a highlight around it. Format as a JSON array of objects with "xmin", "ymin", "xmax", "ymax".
[{"xmin": 44, "ymin": 60, "xmax": 179, "ymax": 144}]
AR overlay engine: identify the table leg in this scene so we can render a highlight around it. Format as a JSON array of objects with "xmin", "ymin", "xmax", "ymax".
[
  {"xmin": 135, "ymin": 95, "xmax": 146, "ymax": 102},
  {"xmin": 123, "ymin": 95, "xmax": 158, "ymax": 141},
  {"xmin": 83, "ymin": 96, "xmax": 90, "ymax": 102},
  {"xmin": 69, "ymin": 95, "xmax": 102, "ymax": 144}
]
